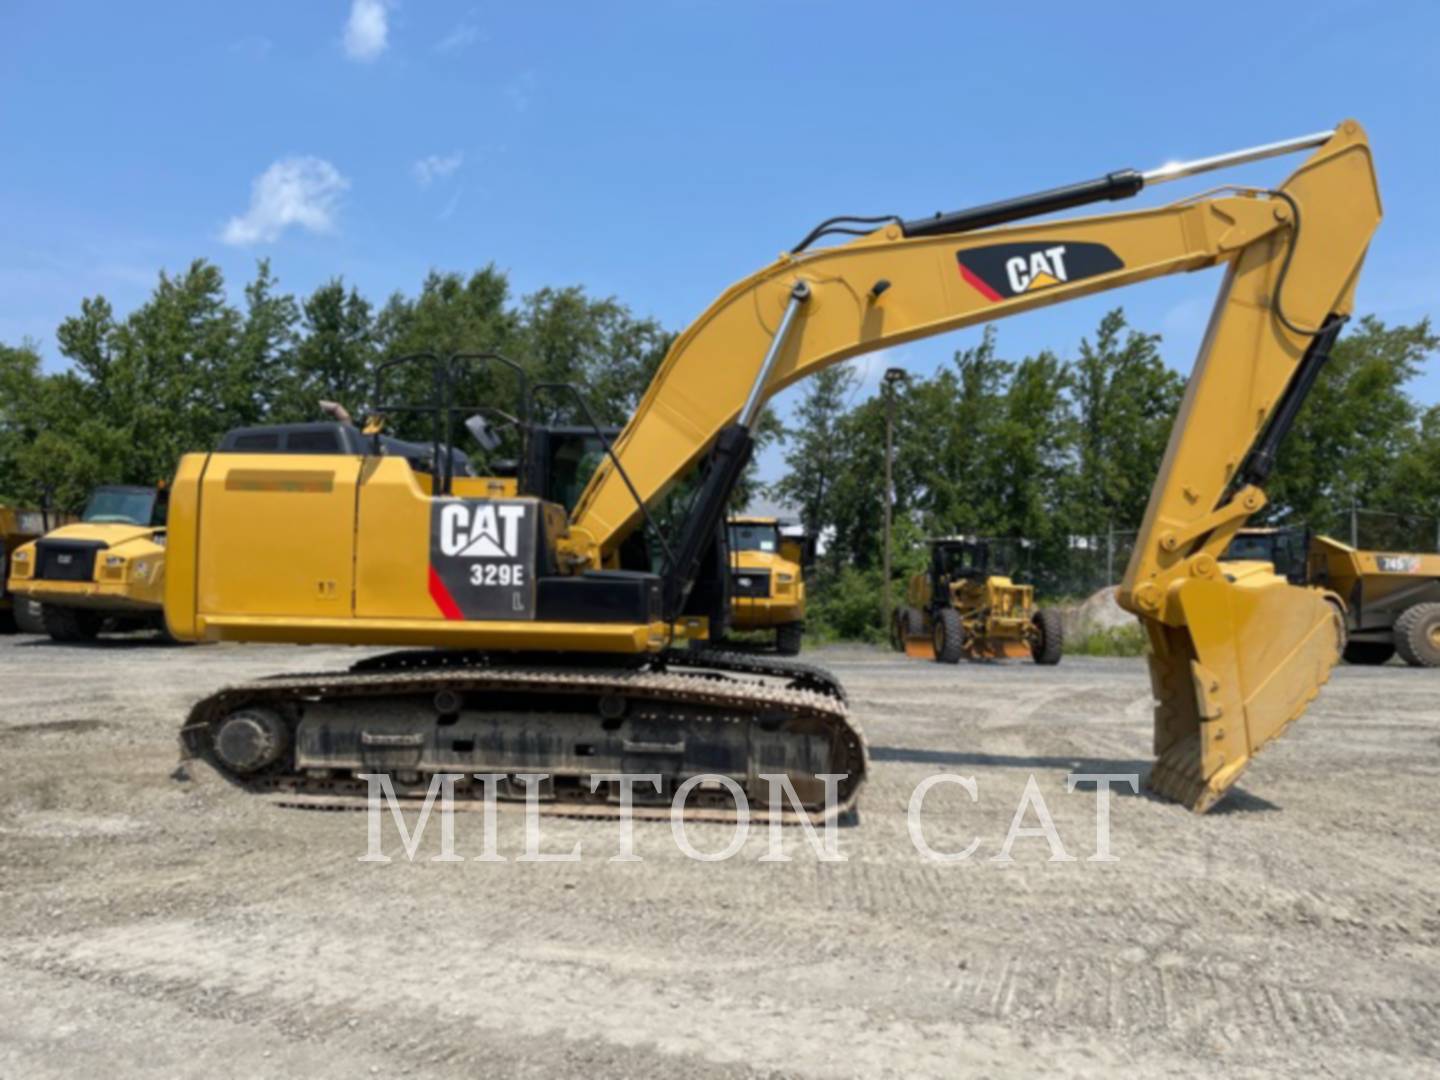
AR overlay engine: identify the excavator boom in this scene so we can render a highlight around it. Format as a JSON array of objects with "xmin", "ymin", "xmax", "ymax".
[{"xmin": 563, "ymin": 120, "xmax": 1378, "ymax": 809}]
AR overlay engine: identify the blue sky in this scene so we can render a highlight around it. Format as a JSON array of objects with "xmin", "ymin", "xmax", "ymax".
[{"xmin": 2, "ymin": 1, "xmax": 1437, "ymax": 484}]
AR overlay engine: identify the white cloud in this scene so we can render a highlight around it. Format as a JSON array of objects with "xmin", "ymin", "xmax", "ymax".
[
  {"xmin": 343, "ymin": 0, "xmax": 390, "ymax": 62},
  {"xmin": 413, "ymin": 152, "xmax": 463, "ymax": 187},
  {"xmin": 436, "ymin": 18, "xmax": 481, "ymax": 53},
  {"xmin": 222, "ymin": 157, "xmax": 349, "ymax": 246}
]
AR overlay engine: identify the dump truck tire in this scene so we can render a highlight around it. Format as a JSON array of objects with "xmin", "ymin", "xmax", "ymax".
[
  {"xmin": 1031, "ymin": 608, "xmax": 1064, "ymax": 665},
  {"xmin": 1343, "ymin": 640, "xmax": 1395, "ymax": 665},
  {"xmin": 775, "ymin": 623, "xmax": 803, "ymax": 656},
  {"xmin": 933, "ymin": 608, "xmax": 964, "ymax": 664},
  {"xmin": 14, "ymin": 599, "xmax": 45, "ymax": 635},
  {"xmin": 1394, "ymin": 602, "xmax": 1440, "ymax": 667},
  {"xmin": 42, "ymin": 604, "xmax": 101, "ymax": 643}
]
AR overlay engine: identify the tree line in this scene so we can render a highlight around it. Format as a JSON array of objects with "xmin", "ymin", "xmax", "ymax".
[
  {"xmin": 1, "ymin": 260, "xmax": 1435, "ymax": 642},
  {"xmin": 0, "ymin": 260, "xmax": 673, "ymax": 510}
]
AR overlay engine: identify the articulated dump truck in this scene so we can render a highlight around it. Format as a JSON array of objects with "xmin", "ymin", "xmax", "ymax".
[
  {"xmin": 167, "ymin": 122, "xmax": 1380, "ymax": 818},
  {"xmin": 1225, "ymin": 527, "xmax": 1440, "ymax": 667},
  {"xmin": 7, "ymin": 485, "xmax": 170, "ymax": 642},
  {"xmin": 727, "ymin": 517, "xmax": 810, "ymax": 656}
]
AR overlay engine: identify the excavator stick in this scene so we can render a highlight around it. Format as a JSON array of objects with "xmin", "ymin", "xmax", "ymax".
[{"xmin": 1117, "ymin": 119, "xmax": 1379, "ymax": 808}]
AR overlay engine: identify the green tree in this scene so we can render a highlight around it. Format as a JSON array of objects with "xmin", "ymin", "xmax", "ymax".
[
  {"xmin": 1267, "ymin": 316, "xmax": 1437, "ymax": 527},
  {"xmin": 1061, "ymin": 309, "xmax": 1183, "ymax": 538},
  {"xmin": 285, "ymin": 279, "xmax": 379, "ymax": 423},
  {"xmin": 769, "ymin": 362, "xmax": 858, "ymax": 546}
]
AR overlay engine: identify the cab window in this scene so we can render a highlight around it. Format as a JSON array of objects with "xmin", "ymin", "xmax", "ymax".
[
  {"xmin": 730, "ymin": 524, "xmax": 779, "ymax": 553},
  {"xmin": 82, "ymin": 487, "xmax": 162, "ymax": 527}
]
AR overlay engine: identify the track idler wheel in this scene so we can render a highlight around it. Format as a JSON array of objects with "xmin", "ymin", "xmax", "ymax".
[{"xmin": 213, "ymin": 707, "xmax": 291, "ymax": 774}]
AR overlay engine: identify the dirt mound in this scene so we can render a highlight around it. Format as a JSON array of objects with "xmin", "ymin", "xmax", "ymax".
[{"xmin": 1056, "ymin": 585, "xmax": 1137, "ymax": 639}]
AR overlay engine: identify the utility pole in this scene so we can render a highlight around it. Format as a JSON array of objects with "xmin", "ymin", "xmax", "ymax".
[{"xmin": 882, "ymin": 367, "xmax": 908, "ymax": 631}]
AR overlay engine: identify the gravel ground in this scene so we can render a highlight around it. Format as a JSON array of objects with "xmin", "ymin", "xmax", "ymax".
[{"xmin": 1, "ymin": 636, "xmax": 1438, "ymax": 1078}]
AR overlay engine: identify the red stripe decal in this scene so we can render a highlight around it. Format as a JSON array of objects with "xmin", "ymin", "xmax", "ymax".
[
  {"xmin": 428, "ymin": 565, "xmax": 463, "ymax": 620},
  {"xmin": 957, "ymin": 260, "xmax": 1003, "ymax": 303}
]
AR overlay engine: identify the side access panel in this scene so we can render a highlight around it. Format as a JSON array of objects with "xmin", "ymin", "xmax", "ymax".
[{"xmin": 195, "ymin": 454, "xmax": 362, "ymax": 618}]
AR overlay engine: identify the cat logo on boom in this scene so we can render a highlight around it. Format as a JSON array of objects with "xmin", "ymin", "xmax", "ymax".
[
  {"xmin": 955, "ymin": 240, "xmax": 1124, "ymax": 303},
  {"xmin": 1006, "ymin": 246, "xmax": 1069, "ymax": 294}
]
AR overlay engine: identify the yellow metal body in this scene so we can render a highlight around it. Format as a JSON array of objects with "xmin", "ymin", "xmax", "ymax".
[
  {"xmin": 1309, "ymin": 535, "xmax": 1440, "ymax": 608},
  {"xmin": 8, "ymin": 521, "xmax": 167, "ymax": 613},
  {"xmin": 728, "ymin": 517, "xmax": 806, "ymax": 632},
  {"xmin": 1, "ymin": 506, "xmax": 72, "ymax": 623},
  {"xmin": 903, "ymin": 570, "xmax": 1037, "ymax": 660},
  {"xmin": 167, "ymin": 122, "xmax": 1381, "ymax": 810},
  {"xmin": 165, "ymin": 454, "xmax": 674, "ymax": 652}
]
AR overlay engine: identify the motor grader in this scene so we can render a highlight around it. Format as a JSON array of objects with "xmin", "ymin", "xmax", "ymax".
[
  {"xmin": 165, "ymin": 121, "xmax": 1380, "ymax": 817},
  {"xmin": 6, "ymin": 485, "xmax": 170, "ymax": 642},
  {"xmin": 893, "ymin": 537, "xmax": 1062, "ymax": 664},
  {"xmin": 1224, "ymin": 526, "xmax": 1440, "ymax": 667},
  {"xmin": 728, "ymin": 517, "xmax": 811, "ymax": 655}
]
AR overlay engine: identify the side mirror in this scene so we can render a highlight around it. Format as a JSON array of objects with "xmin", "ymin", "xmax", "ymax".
[{"xmin": 465, "ymin": 413, "xmax": 501, "ymax": 453}]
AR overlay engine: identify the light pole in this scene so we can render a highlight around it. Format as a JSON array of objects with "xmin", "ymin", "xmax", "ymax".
[{"xmin": 882, "ymin": 367, "xmax": 908, "ymax": 633}]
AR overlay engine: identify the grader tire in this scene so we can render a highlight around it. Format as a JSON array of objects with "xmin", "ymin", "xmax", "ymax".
[
  {"xmin": 1031, "ymin": 608, "xmax": 1064, "ymax": 665},
  {"xmin": 1394, "ymin": 602, "xmax": 1440, "ymax": 668},
  {"xmin": 933, "ymin": 608, "xmax": 964, "ymax": 664},
  {"xmin": 891, "ymin": 607, "xmax": 923, "ymax": 651}
]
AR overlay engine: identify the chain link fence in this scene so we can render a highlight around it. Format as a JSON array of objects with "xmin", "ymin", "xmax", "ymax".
[
  {"xmin": 1320, "ymin": 507, "xmax": 1440, "ymax": 553},
  {"xmin": 1024, "ymin": 508, "xmax": 1440, "ymax": 601},
  {"xmin": 1027, "ymin": 530, "xmax": 1140, "ymax": 600}
]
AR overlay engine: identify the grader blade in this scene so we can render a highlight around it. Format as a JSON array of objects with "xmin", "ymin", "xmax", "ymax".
[
  {"xmin": 904, "ymin": 637, "xmax": 936, "ymax": 661},
  {"xmin": 1142, "ymin": 571, "xmax": 1343, "ymax": 811}
]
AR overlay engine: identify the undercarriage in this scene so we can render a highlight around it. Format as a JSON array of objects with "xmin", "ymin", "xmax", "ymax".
[{"xmin": 181, "ymin": 649, "xmax": 867, "ymax": 823}]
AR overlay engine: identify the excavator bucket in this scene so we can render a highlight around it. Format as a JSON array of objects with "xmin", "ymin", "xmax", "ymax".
[{"xmin": 1141, "ymin": 566, "xmax": 1344, "ymax": 811}]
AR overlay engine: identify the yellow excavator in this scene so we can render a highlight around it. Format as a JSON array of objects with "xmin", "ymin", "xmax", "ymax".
[{"xmin": 166, "ymin": 122, "xmax": 1380, "ymax": 818}]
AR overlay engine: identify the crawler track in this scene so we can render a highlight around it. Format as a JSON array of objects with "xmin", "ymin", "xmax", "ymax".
[{"xmin": 181, "ymin": 651, "xmax": 867, "ymax": 823}]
